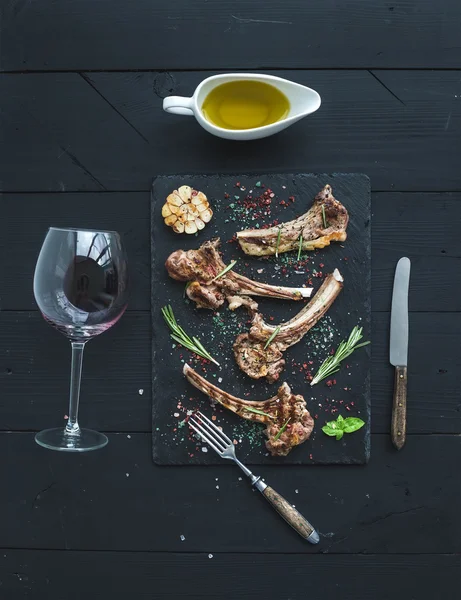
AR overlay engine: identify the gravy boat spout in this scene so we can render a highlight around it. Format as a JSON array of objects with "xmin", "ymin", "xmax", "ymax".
[{"xmin": 163, "ymin": 73, "xmax": 321, "ymax": 141}]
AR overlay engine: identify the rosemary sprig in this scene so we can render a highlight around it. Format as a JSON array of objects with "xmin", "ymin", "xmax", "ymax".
[
  {"xmin": 310, "ymin": 325, "xmax": 370, "ymax": 386},
  {"xmin": 321, "ymin": 204, "xmax": 328, "ymax": 229},
  {"xmin": 297, "ymin": 235, "xmax": 303, "ymax": 261},
  {"xmin": 214, "ymin": 260, "xmax": 237, "ymax": 281},
  {"xmin": 161, "ymin": 305, "xmax": 220, "ymax": 366},
  {"xmin": 264, "ymin": 325, "xmax": 281, "ymax": 349},
  {"xmin": 275, "ymin": 227, "xmax": 282, "ymax": 258},
  {"xmin": 243, "ymin": 406, "xmax": 274, "ymax": 419},
  {"xmin": 273, "ymin": 417, "xmax": 291, "ymax": 441}
]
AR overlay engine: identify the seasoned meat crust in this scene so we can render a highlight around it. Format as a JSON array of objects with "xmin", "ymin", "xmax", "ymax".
[
  {"xmin": 165, "ymin": 238, "xmax": 312, "ymax": 310},
  {"xmin": 234, "ymin": 270, "xmax": 344, "ymax": 382},
  {"xmin": 237, "ymin": 185, "xmax": 348, "ymax": 256},
  {"xmin": 183, "ymin": 364, "xmax": 314, "ymax": 456}
]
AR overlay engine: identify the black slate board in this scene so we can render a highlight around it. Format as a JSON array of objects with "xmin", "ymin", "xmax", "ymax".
[{"xmin": 151, "ymin": 173, "xmax": 371, "ymax": 465}]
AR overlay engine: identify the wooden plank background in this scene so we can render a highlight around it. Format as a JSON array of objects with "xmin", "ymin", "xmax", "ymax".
[
  {"xmin": 1, "ymin": 0, "xmax": 460, "ymax": 70},
  {"xmin": 0, "ymin": 1, "xmax": 460, "ymax": 598},
  {"xmin": 1, "ymin": 71, "xmax": 460, "ymax": 192}
]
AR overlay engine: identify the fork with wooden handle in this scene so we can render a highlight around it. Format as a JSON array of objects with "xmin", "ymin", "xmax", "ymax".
[{"xmin": 189, "ymin": 412, "xmax": 320, "ymax": 544}]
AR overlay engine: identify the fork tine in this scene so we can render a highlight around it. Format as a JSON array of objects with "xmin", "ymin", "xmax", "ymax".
[
  {"xmin": 196, "ymin": 417, "xmax": 231, "ymax": 448},
  {"xmin": 189, "ymin": 419, "xmax": 226, "ymax": 455},
  {"xmin": 197, "ymin": 411, "xmax": 233, "ymax": 445},
  {"xmin": 190, "ymin": 415, "xmax": 225, "ymax": 447}
]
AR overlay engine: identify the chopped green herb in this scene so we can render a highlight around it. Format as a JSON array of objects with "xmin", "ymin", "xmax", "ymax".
[
  {"xmin": 321, "ymin": 204, "xmax": 328, "ymax": 229},
  {"xmin": 184, "ymin": 281, "xmax": 192, "ymax": 298},
  {"xmin": 264, "ymin": 325, "xmax": 281, "ymax": 349},
  {"xmin": 297, "ymin": 235, "xmax": 303, "ymax": 261},
  {"xmin": 214, "ymin": 260, "xmax": 237, "ymax": 280},
  {"xmin": 243, "ymin": 406, "xmax": 274, "ymax": 419},
  {"xmin": 255, "ymin": 181, "xmax": 262, "ymax": 187},
  {"xmin": 273, "ymin": 418, "xmax": 291, "ymax": 441},
  {"xmin": 275, "ymin": 227, "xmax": 282, "ymax": 258}
]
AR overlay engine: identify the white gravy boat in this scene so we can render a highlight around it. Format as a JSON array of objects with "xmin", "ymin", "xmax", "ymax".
[{"xmin": 163, "ymin": 73, "xmax": 321, "ymax": 141}]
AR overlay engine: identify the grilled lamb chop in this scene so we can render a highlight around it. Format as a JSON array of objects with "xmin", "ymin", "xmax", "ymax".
[
  {"xmin": 237, "ymin": 185, "xmax": 348, "ymax": 256},
  {"xmin": 234, "ymin": 269, "xmax": 343, "ymax": 382},
  {"xmin": 183, "ymin": 363, "xmax": 314, "ymax": 456},
  {"xmin": 165, "ymin": 238, "xmax": 312, "ymax": 311}
]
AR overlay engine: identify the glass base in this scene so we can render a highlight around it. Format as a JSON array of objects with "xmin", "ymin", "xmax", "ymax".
[{"xmin": 35, "ymin": 427, "xmax": 108, "ymax": 452}]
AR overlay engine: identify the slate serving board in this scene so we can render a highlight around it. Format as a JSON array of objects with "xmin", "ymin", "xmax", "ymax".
[{"xmin": 151, "ymin": 173, "xmax": 371, "ymax": 465}]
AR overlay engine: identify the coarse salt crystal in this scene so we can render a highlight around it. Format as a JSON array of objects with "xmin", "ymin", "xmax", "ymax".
[
  {"xmin": 174, "ymin": 412, "xmax": 180, "ymax": 417},
  {"xmin": 216, "ymin": 485, "xmax": 219, "ymax": 490},
  {"xmin": 127, "ymin": 434, "xmax": 131, "ymax": 439},
  {"xmin": 208, "ymin": 554, "xmax": 213, "ymax": 559},
  {"xmin": 218, "ymin": 377, "xmax": 223, "ymax": 383},
  {"xmin": 138, "ymin": 389, "xmax": 144, "ymax": 395},
  {"xmin": 202, "ymin": 447, "xmax": 208, "ymax": 453},
  {"xmin": 180, "ymin": 535, "xmax": 185, "ymax": 541},
  {"xmin": 126, "ymin": 473, "xmax": 130, "ymax": 477},
  {"xmin": 295, "ymin": 489, "xmax": 299, "ymax": 494}
]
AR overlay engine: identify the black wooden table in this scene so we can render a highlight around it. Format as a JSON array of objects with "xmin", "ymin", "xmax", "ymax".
[{"xmin": 1, "ymin": 2, "xmax": 460, "ymax": 598}]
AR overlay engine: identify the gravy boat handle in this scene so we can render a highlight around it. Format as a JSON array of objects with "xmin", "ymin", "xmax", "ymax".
[{"xmin": 163, "ymin": 96, "xmax": 194, "ymax": 116}]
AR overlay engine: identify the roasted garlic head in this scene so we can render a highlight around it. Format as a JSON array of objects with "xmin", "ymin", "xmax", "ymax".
[{"xmin": 162, "ymin": 186, "xmax": 213, "ymax": 234}]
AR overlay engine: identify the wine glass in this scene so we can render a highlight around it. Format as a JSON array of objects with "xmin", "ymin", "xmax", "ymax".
[{"xmin": 33, "ymin": 227, "xmax": 129, "ymax": 452}]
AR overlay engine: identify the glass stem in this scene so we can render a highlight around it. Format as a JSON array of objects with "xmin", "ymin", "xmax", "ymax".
[{"xmin": 65, "ymin": 341, "xmax": 86, "ymax": 435}]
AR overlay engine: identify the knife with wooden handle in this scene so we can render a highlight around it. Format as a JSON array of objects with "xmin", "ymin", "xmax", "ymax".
[{"xmin": 389, "ymin": 257, "xmax": 411, "ymax": 450}]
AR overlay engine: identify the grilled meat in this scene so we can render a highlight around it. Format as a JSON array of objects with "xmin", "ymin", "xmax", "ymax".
[
  {"xmin": 183, "ymin": 363, "xmax": 314, "ymax": 456},
  {"xmin": 237, "ymin": 185, "xmax": 348, "ymax": 256},
  {"xmin": 234, "ymin": 269, "xmax": 344, "ymax": 382},
  {"xmin": 165, "ymin": 238, "xmax": 312, "ymax": 310}
]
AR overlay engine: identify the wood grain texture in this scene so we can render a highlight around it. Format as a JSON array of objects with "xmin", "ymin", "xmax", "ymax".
[
  {"xmin": 262, "ymin": 486, "xmax": 315, "ymax": 539},
  {"xmin": 0, "ymin": 432, "xmax": 459, "ymax": 553},
  {"xmin": 1, "ymin": 551, "xmax": 459, "ymax": 600},
  {"xmin": 1, "ymin": 0, "xmax": 459, "ymax": 591},
  {"xmin": 1, "ymin": 70, "xmax": 460, "ymax": 191},
  {"xmin": 391, "ymin": 365, "xmax": 407, "ymax": 449},
  {"xmin": 0, "ymin": 312, "xmax": 459, "ymax": 434},
  {"xmin": 0, "ymin": 192, "xmax": 459, "ymax": 312},
  {"xmin": 2, "ymin": 0, "xmax": 460, "ymax": 70}
]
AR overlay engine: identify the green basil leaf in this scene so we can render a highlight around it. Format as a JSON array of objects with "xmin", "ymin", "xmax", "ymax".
[
  {"xmin": 337, "ymin": 414, "xmax": 344, "ymax": 426},
  {"xmin": 335, "ymin": 430, "xmax": 344, "ymax": 440},
  {"xmin": 322, "ymin": 425, "xmax": 338, "ymax": 437},
  {"xmin": 342, "ymin": 417, "xmax": 365, "ymax": 433},
  {"xmin": 325, "ymin": 420, "xmax": 338, "ymax": 430}
]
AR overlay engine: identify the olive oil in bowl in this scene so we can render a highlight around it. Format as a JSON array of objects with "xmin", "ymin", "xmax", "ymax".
[{"xmin": 202, "ymin": 80, "xmax": 290, "ymax": 131}]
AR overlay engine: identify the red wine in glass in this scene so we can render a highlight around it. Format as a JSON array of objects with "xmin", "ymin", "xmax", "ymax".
[{"xmin": 34, "ymin": 227, "xmax": 129, "ymax": 452}]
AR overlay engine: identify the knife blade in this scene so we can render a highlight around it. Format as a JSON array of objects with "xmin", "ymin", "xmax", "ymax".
[{"xmin": 389, "ymin": 257, "xmax": 411, "ymax": 450}]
